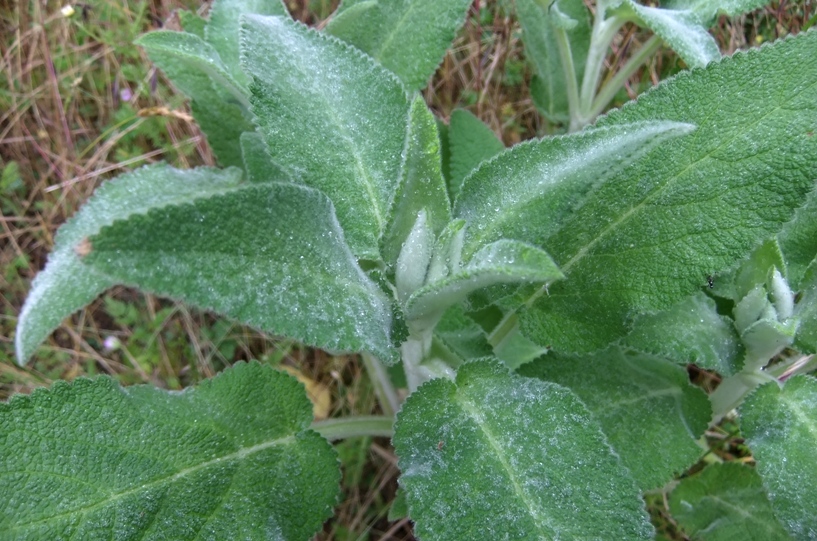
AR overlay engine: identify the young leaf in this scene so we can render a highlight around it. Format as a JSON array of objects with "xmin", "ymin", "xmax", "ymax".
[
  {"xmin": 433, "ymin": 304, "xmax": 494, "ymax": 362},
  {"xmin": 519, "ymin": 348, "xmax": 711, "ymax": 490},
  {"xmin": 454, "ymin": 120, "xmax": 694, "ymax": 260},
  {"xmin": 404, "ymin": 240, "xmax": 563, "ymax": 322},
  {"xmin": 381, "ymin": 96, "xmax": 451, "ymax": 267},
  {"xmin": 242, "ymin": 15, "xmax": 411, "ymax": 260},
  {"xmin": 612, "ymin": 1, "xmax": 721, "ymax": 68},
  {"xmin": 15, "ymin": 164, "xmax": 244, "ymax": 365},
  {"xmin": 623, "ymin": 291, "xmax": 743, "ymax": 375},
  {"xmin": 741, "ymin": 375, "xmax": 817, "ymax": 540},
  {"xmin": 178, "ymin": 9, "xmax": 206, "ymax": 38},
  {"xmin": 84, "ymin": 182, "xmax": 397, "ymax": 364},
  {"xmin": 521, "ymin": 31, "xmax": 817, "ymax": 354},
  {"xmin": 514, "ymin": 0, "xmax": 591, "ymax": 123},
  {"xmin": 204, "ymin": 0, "xmax": 287, "ymax": 87},
  {"xmin": 668, "ymin": 463, "xmax": 791, "ymax": 541},
  {"xmin": 447, "ymin": 109, "xmax": 504, "ymax": 202},
  {"xmin": 325, "ymin": 0, "xmax": 472, "ymax": 91},
  {"xmin": 0, "ymin": 362, "xmax": 340, "ymax": 540},
  {"xmin": 136, "ymin": 31, "xmax": 254, "ymax": 168},
  {"xmin": 793, "ymin": 261, "xmax": 817, "ymax": 353},
  {"xmin": 393, "ymin": 359, "xmax": 653, "ymax": 540}
]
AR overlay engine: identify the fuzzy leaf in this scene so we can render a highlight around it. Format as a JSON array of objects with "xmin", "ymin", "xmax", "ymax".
[
  {"xmin": 393, "ymin": 359, "xmax": 653, "ymax": 540},
  {"xmin": 664, "ymin": 0, "xmax": 773, "ymax": 22},
  {"xmin": 519, "ymin": 348, "xmax": 711, "ymax": 490},
  {"xmin": 15, "ymin": 164, "xmax": 244, "ymax": 365},
  {"xmin": 178, "ymin": 9, "xmax": 206, "ymax": 38},
  {"xmin": 614, "ymin": 1, "xmax": 720, "ymax": 68},
  {"xmin": 0, "ymin": 362, "xmax": 340, "ymax": 540},
  {"xmin": 454, "ymin": 120, "xmax": 695, "ymax": 260},
  {"xmin": 741, "ymin": 375, "xmax": 817, "ymax": 540},
  {"xmin": 325, "ymin": 0, "xmax": 472, "ymax": 91},
  {"xmin": 515, "ymin": 0, "xmax": 591, "ymax": 123},
  {"xmin": 794, "ymin": 261, "xmax": 817, "ymax": 353},
  {"xmin": 84, "ymin": 182, "xmax": 397, "ymax": 363},
  {"xmin": 623, "ymin": 291, "xmax": 743, "ymax": 375},
  {"xmin": 239, "ymin": 131, "xmax": 289, "ymax": 183},
  {"xmin": 521, "ymin": 32, "xmax": 817, "ymax": 354},
  {"xmin": 381, "ymin": 96, "xmax": 451, "ymax": 266},
  {"xmin": 242, "ymin": 15, "xmax": 410, "ymax": 260},
  {"xmin": 447, "ymin": 109, "xmax": 504, "ymax": 202},
  {"xmin": 433, "ymin": 304, "xmax": 493, "ymax": 362},
  {"xmin": 136, "ymin": 31, "xmax": 254, "ymax": 168},
  {"xmin": 779, "ymin": 188, "xmax": 817, "ymax": 290},
  {"xmin": 204, "ymin": 0, "xmax": 287, "ymax": 86},
  {"xmin": 405, "ymin": 240, "xmax": 563, "ymax": 322},
  {"xmin": 669, "ymin": 463, "xmax": 790, "ymax": 541}
]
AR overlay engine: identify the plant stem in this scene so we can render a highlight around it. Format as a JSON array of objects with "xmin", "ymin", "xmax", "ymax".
[
  {"xmin": 360, "ymin": 351, "xmax": 400, "ymax": 417},
  {"xmin": 589, "ymin": 34, "xmax": 662, "ymax": 120},
  {"xmin": 311, "ymin": 415, "xmax": 394, "ymax": 442},
  {"xmin": 486, "ymin": 310, "xmax": 519, "ymax": 349},
  {"xmin": 552, "ymin": 25, "xmax": 581, "ymax": 132},
  {"xmin": 709, "ymin": 370, "xmax": 779, "ymax": 422},
  {"xmin": 578, "ymin": 11, "xmax": 627, "ymax": 129}
]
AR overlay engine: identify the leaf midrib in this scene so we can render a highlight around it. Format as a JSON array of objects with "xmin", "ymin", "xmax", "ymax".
[
  {"xmin": 7, "ymin": 435, "xmax": 295, "ymax": 532},
  {"xmin": 528, "ymin": 75, "xmax": 817, "ymax": 304},
  {"xmin": 456, "ymin": 394, "xmax": 557, "ymax": 538}
]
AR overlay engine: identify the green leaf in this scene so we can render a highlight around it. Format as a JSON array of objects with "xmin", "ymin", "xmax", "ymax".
[
  {"xmin": 623, "ymin": 292, "xmax": 743, "ymax": 375},
  {"xmin": 404, "ymin": 240, "xmax": 563, "ymax": 322},
  {"xmin": 84, "ymin": 182, "xmax": 397, "ymax": 363},
  {"xmin": 734, "ymin": 238, "xmax": 787, "ymax": 301},
  {"xmin": 664, "ymin": 0, "xmax": 773, "ymax": 22},
  {"xmin": 178, "ymin": 9, "xmax": 207, "ymax": 38},
  {"xmin": 779, "ymin": 187, "xmax": 817, "ymax": 290},
  {"xmin": 433, "ymin": 304, "xmax": 493, "ymax": 362},
  {"xmin": 515, "ymin": 0, "xmax": 591, "ymax": 123},
  {"xmin": 204, "ymin": 0, "xmax": 287, "ymax": 87},
  {"xmin": 243, "ymin": 15, "xmax": 410, "ymax": 260},
  {"xmin": 741, "ymin": 375, "xmax": 817, "ymax": 539},
  {"xmin": 521, "ymin": 32, "xmax": 817, "ymax": 354},
  {"xmin": 0, "ymin": 362, "xmax": 340, "ymax": 540},
  {"xmin": 393, "ymin": 359, "xmax": 653, "ymax": 540},
  {"xmin": 668, "ymin": 463, "xmax": 791, "ymax": 541},
  {"xmin": 325, "ymin": 0, "xmax": 472, "ymax": 91},
  {"xmin": 519, "ymin": 348, "xmax": 711, "ymax": 490},
  {"xmin": 136, "ymin": 31, "xmax": 254, "ymax": 168},
  {"xmin": 794, "ymin": 261, "xmax": 817, "ymax": 352},
  {"xmin": 15, "ymin": 164, "xmax": 244, "ymax": 365},
  {"xmin": 381, "ymin": 96, "xmax": 451, "ymax": 267},
  {"xmin": 454, "ymin": 120, "xmax": 694, "ymax": 260},
  {"xmin": 239, "ymin": 131, "xmax": 289, "ymax": 183},
  {"xmin": 613, "ymin": 1, "xmax": 720, "ymax": 68},
  {"xmin": 447, "ymin": 109, "xmax": 504, "ymax": 202}
]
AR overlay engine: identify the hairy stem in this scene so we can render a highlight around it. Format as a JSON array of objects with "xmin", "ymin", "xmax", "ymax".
[
  {"xmin": 578, "ymin": 11, "xmax": 627, "ymax": 127},
  {"xmin": 552, "ymin": 25, "xmax": 581, "ymax": 132},
  {"xmin": 311, "ymin": 415, "xmax": 394, "ymax": 442},
  {"xmin": 589, "ymin": 34, "xmax": 662, "ymax": 120},
  {"xmin": 360, "ymin": 351, "xmax": 401, "ymax": 416}
]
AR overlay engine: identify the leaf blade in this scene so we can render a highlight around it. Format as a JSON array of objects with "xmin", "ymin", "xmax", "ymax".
[
  {"xmin": 0, "ymin": 362, "xmax": 340, "ymax": 540},
  {"xmin": 15, "ymin": 164, "xmax": 245, "ymax": 364},
  {"xmin": 393, "ymin": 359, "xmax": 653, "ymax": 540}
]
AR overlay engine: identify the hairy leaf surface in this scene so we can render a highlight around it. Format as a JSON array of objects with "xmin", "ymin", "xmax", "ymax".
[
  {"xmin": 515, "ymin": 0, "xmax": 591, "ymax": 123},
  {"xmin": 243, "ymin": 15, "xmax": 410, "ymax": 259},
  {"xmin": 15, "ymin": 164, "xmax": 244, "ymax": 364},
  {"xmin": 135, "ymin": 29, "xmax": 254, "ymax": 168},
  {"xmin": 205, "ymin": 0, "xmax": 287, "ymax": 86},
  {"xmin": 521, "ymin": 32, "xmax": 817, "ymax": 353},
  {"xmin": 326, "ymin": 0, "xmax": 472, "ymax": 91},
  {"xmin": 447, "ymin": 109, "xmax": 504, "ymax": 202},
  {"xmin": 668, "ymin": 463, "xmax": 790, "ymax": 541},
  {"xmin": 779, "ymin": 188, "xmax": 817, "ymax": 290},
  {"xmin": 240, "ymin": 131, "xmax": 289, "ymax": 183},
  {"xmin": 85, "ymin": 182, "xmax": 397, "ymax": 363},
  {"xmin": 741, "ymin": 375, "xmax": 817, "ymax": 540},
  {"xmin": 394, "ymin": 360, "xmax": 653, "ymax": 540},
  {"xmin": 623, "ymin": 291, "xmax": 743, "ymax": 375},
  {"xmin": 405, "ymin": 240, "xmax": 563, "ymax": 321},
  {"xmin": 520, "ymin": 348, "xmax": 710, "ymax": 490},
  {"xmin": 381, "ymin": 96, "xmax": 451, "ymax": 266},
  {"xmin": 454, "ymin": 120, "xmax": 694, "ymax": 260},
  {"xmin": 0, "ymin": 362, "xmax": 340, "ymax": 541}
]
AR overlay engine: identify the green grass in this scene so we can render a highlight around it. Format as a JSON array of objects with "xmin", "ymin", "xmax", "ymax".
[{"xmin": 0, "ymin": 1, "xmax": 811, "ymax": 539}]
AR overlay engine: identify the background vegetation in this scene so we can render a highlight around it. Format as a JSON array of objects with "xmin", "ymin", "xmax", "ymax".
[{"xmin": 1, "ymin": 0, "xmax": 813, "ymax": 538}]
